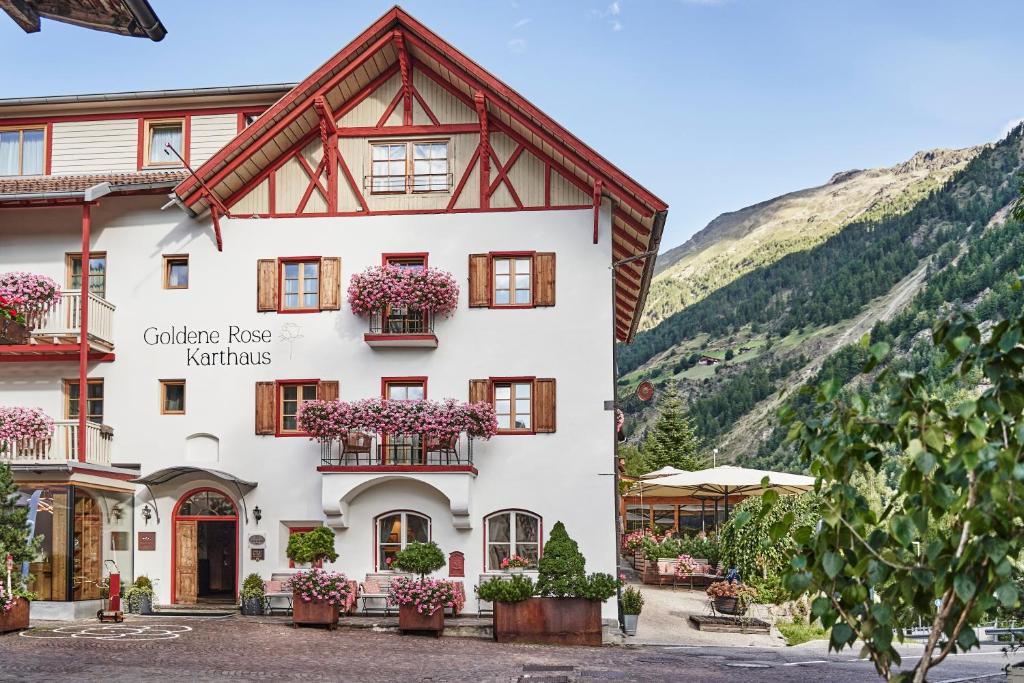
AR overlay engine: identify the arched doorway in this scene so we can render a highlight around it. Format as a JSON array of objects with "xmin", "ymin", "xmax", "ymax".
[{"xmin": 172, "ymin": 488, "xmax": 238, "ymax": 605}]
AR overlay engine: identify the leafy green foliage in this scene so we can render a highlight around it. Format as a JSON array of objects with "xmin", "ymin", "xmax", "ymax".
[
  {"xmin": 719, "ymin": 494, "xmax": 819, "ymax": 605},
  {"xmin": 0, "ymin": 461, "xmax": 38, "ymax": 594},
  {"xmin": 392, "ymin": 541, "xmax": 446, "ymax": 578},
  {"xmin": 764, "ymin": 299, "xmax": 1024, "ymax": 682},
  {"xmin": 476, "ymin": 575, "xmax": 535, "ymax": 603},
  {"xmin": 639, "ymin": 385, "xmax": 705, "ymax": 472},
  {"xmin": 777, "ymin": 619, "xmax": 828, "ymax": 646},
  {"xmin": 133, "ymin": 575, "xmax": 153, "ymax": 591},
  {"xmin": 642, "ymin": 534, "xmax": 722, "ymax": 567},
  {"xmin": 536, "ymin": 522, "xmax": 586, "ymax": 597},
  {"xmin": 241, "ymin": 573, "xmax": 265, "ymax": 600},
  {"xmin": 285, "ymin": 526, "xmax": 338, "ymax": 564},
  {"xmin": 620, "ymin": 585, "xmax": 644, "ymax": 615}
]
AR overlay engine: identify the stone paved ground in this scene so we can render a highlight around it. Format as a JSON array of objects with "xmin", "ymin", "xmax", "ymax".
[{"xmin": 0, "ymin": 614, "xmax": 1013, "ymax": 682}]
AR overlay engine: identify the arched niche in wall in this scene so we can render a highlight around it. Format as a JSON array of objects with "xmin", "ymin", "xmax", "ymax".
[{"xmin": 184, "ymin": 433, "xmax": 220, "ymax": 464}]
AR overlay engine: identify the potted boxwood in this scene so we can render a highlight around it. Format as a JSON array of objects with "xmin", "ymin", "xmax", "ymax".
[
  {"xmin": 0, "ymin": 461, "xmax": 40, "ymax": 634},
  {"xmin": 479, "ymin": 521, "xmax": 620, "ymax": 646},
  {"xmin": 389, "ymin": 541, "xmax": 456, "ymax": 635},
  {"xmin": 621, "ymin": 585, "xmax": 644, "ymax": 636},
  {"xmin": 125, "ymin": 576, "xmax": 155, "ymax": 615},
  {"xmin": 288, "ymin": 568, "xmax": 354, "ymax": 630},
  {"xmin": 240, "ymin": 573, "xmax": 266, "ymax": 616},
  {"xmin": 286, "ymin": 526, "xmax": 338, "ymax": 569}
]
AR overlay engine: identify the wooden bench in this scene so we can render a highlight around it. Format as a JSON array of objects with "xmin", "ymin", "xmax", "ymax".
[
  {"xmin": 359, "ymin": 572, "xmax": 412, "ymax": 615},
  {"xmin": 265, "ymin": 576, "xmax": 293, "ymax": 615}
]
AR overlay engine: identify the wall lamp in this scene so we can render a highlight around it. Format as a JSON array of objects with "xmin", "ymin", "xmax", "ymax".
[
  {"xmin": 141, "ymin": 504, "xmax": 152, "ymax": 525},
  {"xmin": 253, "ymin": 505, "xmax": 262, "ymax": 525}
]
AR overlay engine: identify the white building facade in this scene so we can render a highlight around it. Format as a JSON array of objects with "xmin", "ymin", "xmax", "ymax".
[{"xmin": 0, "ymin": 8, "xmax": 666, "ymax": 620}]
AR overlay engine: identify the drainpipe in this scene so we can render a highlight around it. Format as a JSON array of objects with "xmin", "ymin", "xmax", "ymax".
[{"xmin": 77, "ymin": 204, "xmax": 90, "ymax": 463}]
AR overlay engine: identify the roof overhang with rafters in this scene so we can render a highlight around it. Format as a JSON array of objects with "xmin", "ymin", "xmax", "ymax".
[{"xmin": 171, "ymin": 6, "xmax": 667, "ymax": 342}]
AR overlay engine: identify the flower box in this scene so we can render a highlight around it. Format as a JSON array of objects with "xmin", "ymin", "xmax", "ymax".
[
  {"xmin": 398, "ymin": 603, "xmax": 444, "ymax": 636},
  {"xmin": 492, "ymin": 597, "xmax": 602, "ymax": 646},
  {"xmin": 0, "ymin": 598, "xmax": 30, "ymax": 634},
  {"xmin": 291, "ymin": 592, "xmax": 339, "ymax": 629},
  {"xmin": 0, "ymin": 318, "xmax": 29, "ymax": 345},
  {"xmin": 713, "ymin": 596, "xmax": 747, "ymax": 616}
]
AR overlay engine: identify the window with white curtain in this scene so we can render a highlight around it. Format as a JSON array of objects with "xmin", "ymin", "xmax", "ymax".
[
  {"xmin": 145, "ymin": 120, "xmax": 184, "ymax": 166},
  {"xmin": 0, "ymin": 127, "xmax": 44, "ymax": 176},
  {"xmin": 485, "ymin": 510, "xmax": 541, "ymax": 571}
]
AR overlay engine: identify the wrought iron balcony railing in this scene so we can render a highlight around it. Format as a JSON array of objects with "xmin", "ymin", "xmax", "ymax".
[
  {"xmin": 368, "ymin": 308, "xmax": 434, "ymax": 335},
  {"xmin": 320, "ymin": 431, "xmax": 473, "ymax": 468}
]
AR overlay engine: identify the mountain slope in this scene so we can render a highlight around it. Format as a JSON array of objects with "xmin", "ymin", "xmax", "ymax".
[{"xmin": 642, "ymin": 147, "xmax": 981, "ymax": 329}]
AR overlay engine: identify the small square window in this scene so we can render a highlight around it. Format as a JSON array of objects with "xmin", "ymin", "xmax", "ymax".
[
  {"xmin": 144, "ymin": 119, "xmax": 184, "ymax": 167},
  {"xmin": 280, "ymin": 260, "xmax": 319, "ymax": 310},
  {"xmin": 160, "ymin": 380, "xmax": 186, "ymax": 415},
  {"xmin": 493, "ymin": 256, "xmax": 532, "ymax": 306},
  {"xmin": 163, "ymin": 255, "xmax": 189, "ymax": 289},
  {"xmin": 279, "ymin": 382, "xmax": 317, "ymax": 433}
]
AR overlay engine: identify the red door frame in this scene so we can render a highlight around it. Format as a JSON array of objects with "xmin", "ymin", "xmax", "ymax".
[{"xmin": 170, "ymin": 486, "xmax": 240, "ymax": 605}]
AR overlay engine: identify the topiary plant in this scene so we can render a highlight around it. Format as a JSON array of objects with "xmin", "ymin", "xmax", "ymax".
[
  {"xmin": 476, "ymin": 575, "xmax": 534, "ymax": 603},
  {"xmin": 286, "ymin": 526, "xmax": 338, "ymax": 565},
  {"xmin": 535, "ymin": 521, "xmax": 587, "ymax": 597},
  {"xmin": 392, "ymin": 541, "xmax": 446, "ymax": 578}
]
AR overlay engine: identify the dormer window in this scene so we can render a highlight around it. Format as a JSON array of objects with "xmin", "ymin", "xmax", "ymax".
[
  {"xmin": 144, "ymin": 118, "xmax": 184, "ymax": 167},
  {"xmin": 370, "ymin": 140, "xmax": 450, "ymax": 194},
  {"xmin": 0, "ymin": 127, "xmax": 44, "ymax": 176}
]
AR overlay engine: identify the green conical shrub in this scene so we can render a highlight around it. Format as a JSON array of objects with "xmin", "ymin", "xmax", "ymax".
[{"xmin": 536, "ymin": 521, "xmax": 586, "ymax": 597}]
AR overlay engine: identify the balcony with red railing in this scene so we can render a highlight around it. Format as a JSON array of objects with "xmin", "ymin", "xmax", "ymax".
[
  {"xmin": 364, "ymin": 308, "xmax": 437, "ymax": 348},
  {"xmin": 317, "ymin": 431, "xmax": 474, "ymax": 472}
]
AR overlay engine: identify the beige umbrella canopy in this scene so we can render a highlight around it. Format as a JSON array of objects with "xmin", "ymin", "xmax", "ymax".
[
  {"xmin": 628, "ymin": 465, "xmax": 815, "ymax": 499},
  {"xmin": 638, "ymin": 466, "xmax": 689, "ymax": 479}
]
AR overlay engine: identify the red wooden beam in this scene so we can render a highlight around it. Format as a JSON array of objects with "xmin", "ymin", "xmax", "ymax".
[
  {"xmin": 614, "ymin": 207, "xmax": 651, "ymax": 236},
  {"xmin": 475, "ymin": 91, "xmax": 490, "ymax": 211},
  {"xmin": 209, "ymin": 200, "xmax": 224, "ymax": 251},
  {"xmin": 376, "ymin": 87, "xmax": 404, "ymax": 128},
  {"xmin": 412, "ymin": 86, "xmax": 440, "ymax": 125},
  {"xmin": 78, "ymin": 204, "xmax": 90, "ymax": 463},
  {"xmin": 314, "ymin": 96, "xmax": 339, "ymax": 213},
  {"xmin": 340, "ymin": 123, "xmax": 478, "ymax": 137},
  {"xmin": 447, "ymin": 144, "xmax": 480, "ymax": 210},
  {"xmin": 593, "ymin": 179, "xmax": 604, "ymax": 244},
  {"xmin": 337, "ymin": 152, "xmax": 369, "ymax": 213},
  {"xmin": 487, "ymin": 144, "xmax": 524, "ymax": 208},
  {"xmin": 394, "ymin": 30, "xmax": 413, "ymax": 126},
  {"xmin": 614, "ymin": 222, "xmax": 648, "ymax": 252}
]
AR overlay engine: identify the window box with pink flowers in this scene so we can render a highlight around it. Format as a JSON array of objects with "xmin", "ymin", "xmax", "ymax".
[{"xmin": 348, "ymin": 265, "xmax": 458, "ymax": 348}]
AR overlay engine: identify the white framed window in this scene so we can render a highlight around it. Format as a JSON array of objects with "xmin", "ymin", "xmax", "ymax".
[
  {"xmin": 493, "ymin": 381, "xmax": 532, "ymax": 432},
  {"xmin": 492, "ymin": 255, "xmax": 532, "ymax": 306},
  {"xmin": 370, "ymin": 140, "xmax": 449, "ymax": 194},
  {"xmin": 485, "ymin": 510, "xmax": 541, "ymax": 571},
  {"xmin": 144, "ymin": 118, "xmax": 184, "ymax": 167},
  {"xmin": 376, "ymin": 510, "xmax": 430, "ymax": 570}
]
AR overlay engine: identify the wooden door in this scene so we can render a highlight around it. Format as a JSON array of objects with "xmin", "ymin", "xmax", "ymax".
[{"xmin": 175, "ymin": 520, "xmax": 198, "ymax": 604}]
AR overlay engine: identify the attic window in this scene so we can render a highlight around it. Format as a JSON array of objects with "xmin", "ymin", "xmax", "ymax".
[{"xmin": 370, "ymin": 140, "xmax": 450, "ymax": 194}]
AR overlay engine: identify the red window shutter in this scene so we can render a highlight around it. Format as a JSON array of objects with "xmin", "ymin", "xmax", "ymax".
[
  {"xmin": 257, "ymin": 259, "xmax": 278, "ymax": 312},
  {"xmin": 533, "ymin": 253, "xmax": 556, "ymax": 307},
  {"xmin": 317, "ymin": 380, "xmax": 339, "ymax": 401},
  {"xmin": 468, "ymin": 379, "xmax": 489, "ymax": 404},
  {"xmin": 468, "ymin": 254, "xmax": 490, "ymax": 307},
  {"xmin": 255, "ymin": 382, "xmax": 276, "ymax": 434},
  {"xmin": 319, "ymin": 257, "xmax": 341, "ymax": 311},
  {"xmin": 534, "ymin": 378, "xmax": 556, "ymax": 433}
]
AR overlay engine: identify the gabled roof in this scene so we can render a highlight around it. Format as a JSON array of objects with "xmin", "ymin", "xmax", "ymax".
[{"xmin": 172, "ymin": 6, "xmax": 667, "ymax": 342}]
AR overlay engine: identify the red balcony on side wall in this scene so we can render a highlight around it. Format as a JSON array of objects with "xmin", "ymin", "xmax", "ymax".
[
  {"xmin": 0, "ymin": 290, "xmax": 115, "ymax": 362},
  {"xmin": 363, "ymin": 308, "xmax": 438, "ymax": 349}
]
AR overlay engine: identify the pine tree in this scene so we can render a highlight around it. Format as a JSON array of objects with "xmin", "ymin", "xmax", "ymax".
[
  {"xmin": 536, "ymin": 521, "xmax": 586, "ymax": 597},
  {"xmin": 0, "ymin": 461, "xmax": 36, "ymax": 589},
  {"xmin": 641, "ymin": 385, "xmax": 706, "ymax": 471}
]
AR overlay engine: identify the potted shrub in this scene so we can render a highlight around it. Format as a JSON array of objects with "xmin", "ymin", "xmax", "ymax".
[
  {"xmin": 390, "ymin": 541, "xmax": 453, "ymax": 634},
  {"xmin": 501, "ymin": 554, "xmax": 530, "ymax": 575},
  {"xmin": 240, "ymin": 573, "xmax": 266, "ymax": 616},
  {"xmin": 125, "ymin": 576, "xmax": 155, "ymax": 615},
  {"xmin": 287, "ymin": 568, "xmax": 354, "ymax": 629},
  {"xmin": 0, "ymin": 461, "xmax": 39, "ymax": 634},
  {"xmin": 621, "ymin": 585, "xmax": 644, "ymax": 636},
  {"xmin": 485, "ymin": 521, "xmax": 620, "ymax": 646},
  {"xmin": 286, "ymin": 526, "xmax": 338, "ymax": 569},
  {"xmin": 707, "ymin": 579, "xmax": 757, "ymax": 616}
]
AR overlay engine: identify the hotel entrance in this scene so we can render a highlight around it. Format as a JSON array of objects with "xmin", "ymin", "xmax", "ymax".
[{"xmin": 172, "ymin": 488, "xmax": 238, "ymax": 604}]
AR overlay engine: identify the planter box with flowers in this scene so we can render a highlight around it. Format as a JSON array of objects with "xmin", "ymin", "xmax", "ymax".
[
  {"xmin": 501, "ymin": 555, "xmax": 530, "ymax": 575},
  {"xmin": 0, "ymin": 272, "xmax": 61, "ymax": 345},
  {"xmin": 348, "ymin": 265, "xmax": 459, "ymax": 348},
  {"xmin": 478, "ymin": 522, "xmax": 619, "ymax": 647},
  {"xmin": 288, "ymin": 568, "xmax": 354, "ymax": 630},
  {"xmin": 707, "ymin": 579, "xmax": 757, "ymax": 616},
  {"xmin": 387, "ymin": 541, "xmax": 465, "ymax": 635}
]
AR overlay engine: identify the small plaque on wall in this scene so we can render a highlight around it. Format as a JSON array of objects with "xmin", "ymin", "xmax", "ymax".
[
  {"xmin": 448, "ymin": 550, "xmax": 465, "ymax": 578},
  {"xmin": 251, "ymin": 548, "xmax": 265, "ymax": 562},
  {"xmin": 248, "ymin": 534, "xmax": 266, "ymax": 546},
  {"xmin": 138, "ymin": 532, "xmax": 156, "ymax": 551}
]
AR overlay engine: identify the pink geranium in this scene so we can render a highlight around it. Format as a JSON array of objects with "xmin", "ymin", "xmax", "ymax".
[
  {"xmin": 387, "ymin": 576, "xmax": 465, "ymax": 616},
  {"xmin": 0, "ymin": 272, "xmax": 61, "ymax": 315},
  {"xmin": 347, "ymin": 265, "xmax": 459, "ymax": 316},
  {"xmin": 299, "ymin": 398, "xmax": 498, "ymax": 441},
  {"xmin": 0, "ymin": 406, "xmax": 54, "ymax": 445},
  {"xmin": 286, "ymin": 568, "xmax": 354, "ymax": 606}
]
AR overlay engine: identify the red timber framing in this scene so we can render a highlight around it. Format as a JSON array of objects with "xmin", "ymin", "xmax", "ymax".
[{"xmin": 171, "ymin": 7, "xmax": 667, "ymax": 342}]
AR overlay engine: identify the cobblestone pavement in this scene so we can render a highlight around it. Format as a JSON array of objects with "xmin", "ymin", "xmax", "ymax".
[{"xmin": 0, "ymin": 615, "xmax": 1013, "ymax": 682}]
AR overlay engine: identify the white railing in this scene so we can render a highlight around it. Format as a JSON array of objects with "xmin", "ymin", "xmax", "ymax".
[
  {"xmin": 28, "ymin": 290, "xmax": 115, "ymax": 347},
  {"xmin": 0, "ymin": 420, "xmax": 112, "ymax": 466}
]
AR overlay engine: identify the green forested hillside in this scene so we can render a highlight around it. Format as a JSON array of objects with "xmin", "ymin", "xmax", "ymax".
[{"xmin": 619, "ymin": 127, "xmax": 1024, "ymax": 469}]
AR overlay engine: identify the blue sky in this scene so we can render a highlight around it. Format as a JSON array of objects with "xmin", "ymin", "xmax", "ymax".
[{"xmin": 2, "ymin": 1, "xmax": 1022, "ymax": 250}]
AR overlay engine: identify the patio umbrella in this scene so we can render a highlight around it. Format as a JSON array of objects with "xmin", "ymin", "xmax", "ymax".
[{"xmin": 638, "ymin": 465, "xmax": 689, "ymax": 479}]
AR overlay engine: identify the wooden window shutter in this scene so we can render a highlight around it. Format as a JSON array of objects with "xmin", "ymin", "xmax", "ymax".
[
  {"xmin": 468, "ymin": 379, "xmax": 489, "ymax": 404},
  {"xmin": 255, "ymin": 382, "xmax": 275, "ymax": 434},
  {"xmin": 319, "ymin": 257, "xmax": 341, "ymax": 310},
  {"xmin": 468, "ymin": 254, "xmax": 490, "ymax": 307},
  {"xmin": 317, "ymin": 380, "xmax": 339, "ymax": 401},
  {"xmin": 257, "ymin": 259, "xmax": 278, "ymax": 312},
  {"xmin": 534, "ymin": 378, "xmax": 556, "ymax": 433},
  {"xmin": 533, "ymin": 253, "xmax": 556, "ymax": 307}
]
